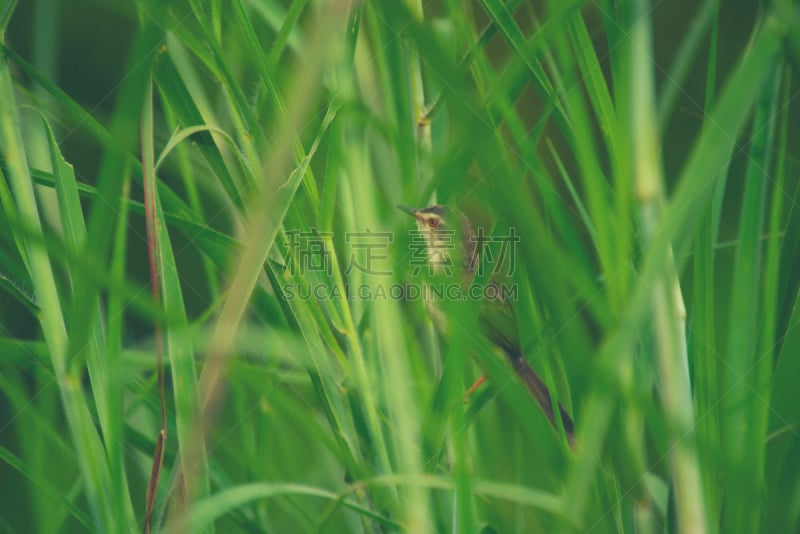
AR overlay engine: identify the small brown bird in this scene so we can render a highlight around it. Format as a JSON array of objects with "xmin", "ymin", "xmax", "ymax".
[{"xmin": 399, "ymin": 204, "xmax": 575, "ymax": 446}]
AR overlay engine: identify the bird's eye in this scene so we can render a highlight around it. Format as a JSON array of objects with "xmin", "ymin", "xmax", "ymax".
[{"xmin": 427, "ymin": 218, "xmax": 438, "ymax": 228}]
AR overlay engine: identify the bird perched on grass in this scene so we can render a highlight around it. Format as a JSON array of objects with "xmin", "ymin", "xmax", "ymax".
[{"xmin": 398, "ymin": 204, "xmax": 575, "ymax": 447}]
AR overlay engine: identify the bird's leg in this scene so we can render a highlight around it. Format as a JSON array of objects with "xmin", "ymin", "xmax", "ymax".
[{"xmin": 462, "ymin": 375, "xmax": 487, "ymax": 402}]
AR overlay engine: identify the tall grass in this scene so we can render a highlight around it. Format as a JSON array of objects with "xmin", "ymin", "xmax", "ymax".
[{"xmin": 1, "ymin": 0, "xmax": 799, "ymax": 532}]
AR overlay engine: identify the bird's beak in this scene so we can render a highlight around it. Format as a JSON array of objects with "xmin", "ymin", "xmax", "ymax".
[{"xmin": 396, "ymin": 204, "xmax": 420, "ymax": 219}]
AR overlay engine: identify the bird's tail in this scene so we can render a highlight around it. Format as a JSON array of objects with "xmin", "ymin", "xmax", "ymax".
[{"xmin": 510, "ymin": 356, "xmax": 575, "ymax": 448}]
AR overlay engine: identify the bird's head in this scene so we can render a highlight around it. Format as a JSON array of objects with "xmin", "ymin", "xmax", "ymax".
[
  {"xmin": 397, "ymin": 204, "xmax": 477, "ymax": 277},
  {"xmin": 397, "ymin": 204, "xmax": 447, "ymax": 231}
]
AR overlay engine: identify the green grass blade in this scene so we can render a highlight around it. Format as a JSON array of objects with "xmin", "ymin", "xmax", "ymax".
[
  {"xmin": 0, "ymin": 444, "xmax": 93, "ymax": 530},
  {"xmin": 143, "ymin": 77, "xmax": 211, "ymax": 527},
  {"xmin": 43, "ymin": 116, "xmax": 136, "ymax": 528},
  {"xmin": 153, "ymin": 49, "xmax": 246, "ymax": 209},
  {"xmin": 0, "ymin": 2, "xmax": 18, "ymax": 33},
  {"xmin": 656, "ymin": 0, "xmax": 717, "ymax": 130},
  {"xmin": 190, "ymin": 482, "xmax": 398, "ymax": 531},
  {"xmin": 168, "ymin": 8, "xmax": 345, "ymax": 527},
  {"xmin": 0, "ymin": 34, "xmax": 115, "ymax": 530},
  {"xmin": 721, "ymin": 65, "xmax": 780, "ymax": 534},
  {"xmin": 563, "ymin": 6, "xmax": 786, "ymax": 526},
  {"xmin": 758, "ymin": 67, "xmax": 792, "ymax": 532},
  {"xmin": 690, "ymin": 1, "xmax": 721, "ymax": 523},
  {"xmin": 629, "ymin": 0, "xmax": 705, "ymax": 530},
  {"xmin": 3, "ymin": 1, "xmax": 800, "ymax": 531},
  {"xmin": 265, "ymin": 0, "xmax": 309, "ymax": 67}
]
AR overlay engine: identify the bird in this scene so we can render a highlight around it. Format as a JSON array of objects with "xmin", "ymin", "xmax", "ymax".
[{"xmin": 398, "ymin": 204, "xmax": 575, "ymax": 447}]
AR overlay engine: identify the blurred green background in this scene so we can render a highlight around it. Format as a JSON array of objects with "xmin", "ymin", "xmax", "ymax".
[{"xmin": 1, "ymin": 0, "xmax": 799, "ymax": 532}]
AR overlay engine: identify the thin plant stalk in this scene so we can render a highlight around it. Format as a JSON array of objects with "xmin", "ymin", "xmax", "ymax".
[{"xmin": 630, "ymin": 1, "xmax": 706, "ymax": 532}]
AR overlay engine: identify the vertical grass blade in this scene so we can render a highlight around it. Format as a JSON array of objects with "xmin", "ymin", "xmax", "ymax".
[
  {"xmin": 720, "ymin": 65, "xmax": 780, "ymax": 534},
  {"xmin": 44, "ymin": 116, "xmax": 136, "ymax": 529},
  {"xmin": 0, "ymin": 25, "xmax": 115, "ymax": 531},
  {"xmin": 629, "ymin": 1, "xmax": 706, "ymax": 531},
  {"xmin": 140, "ymin": 80, "xmax": 170, "ymax": 534},
  {"xmin": 563, "ymin": 5, "xmax": 786, "ymax": 526}
]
